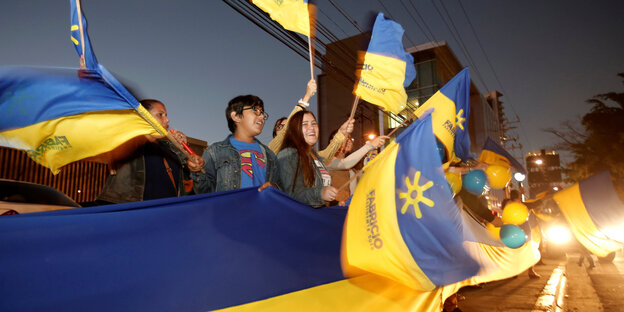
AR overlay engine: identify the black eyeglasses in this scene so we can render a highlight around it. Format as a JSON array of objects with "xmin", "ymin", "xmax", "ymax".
[{"xmin": 242, "ymin": 106, "xmax": 269, "ymax": 120}]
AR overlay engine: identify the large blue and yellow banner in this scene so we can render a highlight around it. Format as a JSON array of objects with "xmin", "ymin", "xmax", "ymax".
[
  {"xmin": 479, "ymin": 137, "xmax": 526, "ymax": 174},
  {"xmin": 553, "ymin": 171, "xmax": 624, "ymax": 256},
  {"xmin": 251, "ymin": 0, "xmax": 310, "ymax": 36},
  {"xmin": 343, "ymin": 114, "xmax": 479, "ymax": 291},
  {"xmin": 413, "ymin": 68, "xmax": 472, "ymax": 166},
  {"xmin": 354, "ymin": 13, "xmax": 416, "ymax": 114},
  {"xmin": 0, "ymin": 186, "xmax": 541, "ymax": 312}
]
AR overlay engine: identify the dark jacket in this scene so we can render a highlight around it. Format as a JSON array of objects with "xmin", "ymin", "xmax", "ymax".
[
  {"xmin": 97, "ymin": 140, "xmax": 185, "ymax": 204},
  {"xmin": 277, "ymin": 147, "xmax": 328, "ymax": 208},
  {"xmin": 191, "ymin": 135, "xmax": 281, "ymax": 193}
]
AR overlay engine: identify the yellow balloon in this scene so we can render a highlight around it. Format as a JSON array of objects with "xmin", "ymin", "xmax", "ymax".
[
  {"xmin": 486, "ymin": 165, "xmax": 512, "ymax": 189},
  {"xmin": 502, "ymin": 202, "xmax": 529, "ymax": 225},
  {"xmin": 486, "ymin": 223, "xmax": 501, "ymax": 240},
  {"xmin": 445, "ymin": 171, "xmax": 462, "ymax": 195}
]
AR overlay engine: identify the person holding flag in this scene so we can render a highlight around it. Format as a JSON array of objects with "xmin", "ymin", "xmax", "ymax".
[
  {"xmin": 268, "ymin": 79, "xmax": 355, "ymax": 162},
  {"xmin": 96, "ymin": 100, "xmax": 204, "ymax": 204}
]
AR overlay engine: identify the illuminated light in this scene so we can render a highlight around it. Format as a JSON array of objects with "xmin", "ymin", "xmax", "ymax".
[
  {"xmin": 546, "ymin": 225, "xmax": 571, "ymax": 244},
  {"xmin": 514, "ymin": 172, "xmax": 526, "ymax": 182},
  {"xmin": 368, "ymin": 134, "xmax": 376, "ymax": 140},
  {"xmin": 485, "ymin": 196, "xmax": 489, "ymax": 199},
  {"xmin": 553, "ymin": 186, "xmax": 559, "ymax": 191},
  {"xmin": 77, "ymin": 190, "xmax": 81, "ymax": 193},
  {"xmin": 601, "ymin": 227, "xmax": 624, "ymax": 242},
  {"xmin": 535, "ymin": 159, "xmax": 543, "ymax": 165}
]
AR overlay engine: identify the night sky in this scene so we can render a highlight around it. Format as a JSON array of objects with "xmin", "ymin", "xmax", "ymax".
[{"xmin": 2, "ymin": 0, "xmax": 623, "ymax": 163}]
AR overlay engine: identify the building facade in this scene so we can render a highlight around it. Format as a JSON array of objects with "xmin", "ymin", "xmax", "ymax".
[
  {"xmin": 526, "ymin": 149, "xmax": 563, "ymax": 197},
  {"xmin": 318, "ymin": 37, "xmax": 503, "ymax": 158}
]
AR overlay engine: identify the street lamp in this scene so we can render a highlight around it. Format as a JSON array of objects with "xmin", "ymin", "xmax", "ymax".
[{"xmin": 514, "ymin": 172, "xmax": 526, "ymax": 182}]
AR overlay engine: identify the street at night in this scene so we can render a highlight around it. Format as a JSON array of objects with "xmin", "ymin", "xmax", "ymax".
[{"xmin": 461, "ymin": 251, "xmax": 624, "ymax": 311}]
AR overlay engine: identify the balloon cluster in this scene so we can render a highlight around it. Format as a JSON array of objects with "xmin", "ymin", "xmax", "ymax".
[
  {"xmin": 500, "ymin": 202, "xmax": 529, "ymax": 248},
  {"xmin": 443, "ymin": 161, "xmax": 527, "ymax": 248},
  {"xmin": 459, "ymin": 165, "xmax": 512, "ymax": 196}
]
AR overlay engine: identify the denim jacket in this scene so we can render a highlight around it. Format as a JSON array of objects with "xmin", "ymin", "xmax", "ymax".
[
  {"xmin": 97, "ymin": 140, "xmax": 185, "ymax": 204},
  {"xmin": 192, "ymin": 135, "xmax": 281, "ymax": 193},
  {"xmin": 277, "ymin": 147, "xmax": 328, "ymax": 208}
]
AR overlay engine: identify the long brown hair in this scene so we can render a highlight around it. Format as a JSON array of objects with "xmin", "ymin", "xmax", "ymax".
[{"xmin": 280, "ymin": 110, "xmax": 316, "ymax": 187}]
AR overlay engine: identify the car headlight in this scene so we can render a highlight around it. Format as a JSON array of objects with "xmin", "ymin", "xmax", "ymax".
[{"xmin": 546, "ymin": 225, "xmax": 571, "ymax": 244}]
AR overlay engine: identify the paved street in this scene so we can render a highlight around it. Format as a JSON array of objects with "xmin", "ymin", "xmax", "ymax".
[{"xmin": 458, "ymin": 251, "xmax": 624, "ymax": 311}]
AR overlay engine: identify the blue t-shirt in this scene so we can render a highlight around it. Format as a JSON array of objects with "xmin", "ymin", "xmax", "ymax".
[{"xmin": 229, "ymin": 137, "xmax": 267, "ymax": 188}]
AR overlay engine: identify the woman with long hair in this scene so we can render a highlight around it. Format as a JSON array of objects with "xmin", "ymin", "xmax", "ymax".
[{"xmin": 277, "ymin": 110, "xmax": 386, "ymax": 207}]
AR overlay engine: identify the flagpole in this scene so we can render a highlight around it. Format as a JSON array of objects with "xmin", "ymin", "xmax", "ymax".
[
  {"xmin": 135, "ymin": 105, "xmax": 193, "ymax": 159},
  {"xmin": 308, "ymin": 36, "xmax": 314, "ymax": 80},
  {"xmin": 336, "ymin": 116, "xmax": 410, "ymax": 192},
  {"xmin": 75, "ymin": 0, "xmax": 86, "ymax": 68},
  {"xmin": 349, "ymin": 95, "xmax": 360, "ymax": 120},
  {"xmin": 307, "ymin": 2, "xmax": 316, "ymax": 80}
]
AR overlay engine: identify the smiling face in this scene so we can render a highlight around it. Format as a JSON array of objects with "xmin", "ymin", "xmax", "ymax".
[
  {"xmin": 232, "ymin": 105, "xmax": 265, "ymax": 142},
  {"xmin": 301, "ymin": 112, "xmax": 319, "ymax": 146}
]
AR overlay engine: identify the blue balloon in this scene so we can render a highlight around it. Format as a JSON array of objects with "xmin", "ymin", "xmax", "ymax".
[
  {"xmin": 462, "ymin": 169, "xmax": 487, "ymax": 195},
  {"xmin": 500, "ymin": 224, "xmax": 527, "ymax": 249},
  {"xmin": 435, "ymin": 139, "xmax": 447, "ymax": 162}
]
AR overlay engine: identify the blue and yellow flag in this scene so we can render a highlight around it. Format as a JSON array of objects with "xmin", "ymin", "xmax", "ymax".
[
  {"xmin": 0, "ymin": 67, "xmax": 159, "ymax": 173},
  {"xmin": 553, "ymin": 171, "xmax": 624, "ymax": 257},
  {"xmin": 413, "ymin": 68, "xmax": 472, "ymax": 167},
  {"xmin": 479, "ymin": 137, "xmax": 526, "ymax": 174},
  {"xmin": 251, "ymin": 0, "xmax": 310, "ymax": 36},
  {"xmin": 0, "ymin": 1, "xmax": 163, "ymax": 173},
  {"xmin": 354, "ymin": 13, "xmax": 416, "ymax": 114},
  {"xmin": 343, "ymin": 114, "xmax": 479, "ymax": 291},
  {"xmin": 0, "ymin": 186, "xmax": 540, "ymax": 312}
]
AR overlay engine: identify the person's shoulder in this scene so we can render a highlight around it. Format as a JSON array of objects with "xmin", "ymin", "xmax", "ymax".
[
  {"xmin": 277, "ymin": 147, "xmax": 297, "ymax": 158},
  {"xmin": 210, "ymin": 136, "xmax": 234, "ymax": 148}
]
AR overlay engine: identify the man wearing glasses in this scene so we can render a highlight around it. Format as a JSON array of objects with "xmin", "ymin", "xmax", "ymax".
[{"xmin": 190, "ymin": 95, "xmax": 281, "ymax": 193}]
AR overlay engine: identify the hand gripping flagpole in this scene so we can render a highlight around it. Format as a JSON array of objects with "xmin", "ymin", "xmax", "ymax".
[{"xmin": 336, "ymin": 115, "xmax": 410, "ymax": 192}]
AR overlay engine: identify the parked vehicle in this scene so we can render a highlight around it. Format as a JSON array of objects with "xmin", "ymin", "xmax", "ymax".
[{"xmin": 0, "ymin": 179, "xmax": 79, "ymax": 215}]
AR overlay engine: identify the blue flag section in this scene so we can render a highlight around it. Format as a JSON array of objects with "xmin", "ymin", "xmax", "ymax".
[
  {"xmin": 0, "ymin": 188, "xmax": 347, "ymax": 312},
  {"xmin": 70, "ymin": 0, "xmax": 98, "ymax": 70},
  {"xmin": 0, "ymin": 66, "xmax": 140, "ymax": 132},
  {"xmin": 343, "ymin": 114, "xmax": 479, "ymax": 291},
  {"xmin": 354, "ymin": 13, "xmax": 416, "ymax": 114},
  {"xmin": 365, "ymin": 13, "xmax": 416, "ymax": 88},
  {"xmin": 394, "ymin": 115, "xmax": 480, "ymax": 285}
]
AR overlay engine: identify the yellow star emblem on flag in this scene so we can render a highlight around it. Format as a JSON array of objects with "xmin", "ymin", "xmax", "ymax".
[{"xmin": 398, "ymin": 171, "xmax": 435, "ymax": 218}]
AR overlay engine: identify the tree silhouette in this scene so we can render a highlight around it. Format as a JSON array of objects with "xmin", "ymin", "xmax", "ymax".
[{"xmin": 545, "ymin": 73, "xmax": 624, "ymax": 195}]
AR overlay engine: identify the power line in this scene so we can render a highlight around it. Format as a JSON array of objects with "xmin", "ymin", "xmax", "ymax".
[{"xmin": 431, "ymin": 0, "xmax": 489, "ymax": 92}]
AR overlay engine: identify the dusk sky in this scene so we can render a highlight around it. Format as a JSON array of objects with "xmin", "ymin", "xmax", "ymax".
[{"xmin": 2, "ymin": 0, "xmax": 623, "ymax": 164}]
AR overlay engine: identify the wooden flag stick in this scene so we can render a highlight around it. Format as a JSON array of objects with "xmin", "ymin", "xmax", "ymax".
[
  {"xmin": 308, "ymin": 36, "xmax": 314, "ymax": 80},
  {"xmin": 349, "ymin": 95, "xmax": 360, "ymax": 120},
  {"xmin": 337, "ymin": 170, "xmax": 364, "ymax": 192},
  {"xmin": 307, "ymin": 2, "xmax": 316, "ymax": 80},
  {"xmin": 386, "ymin": 116, "xmax": 410, "ymax": 137}
]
